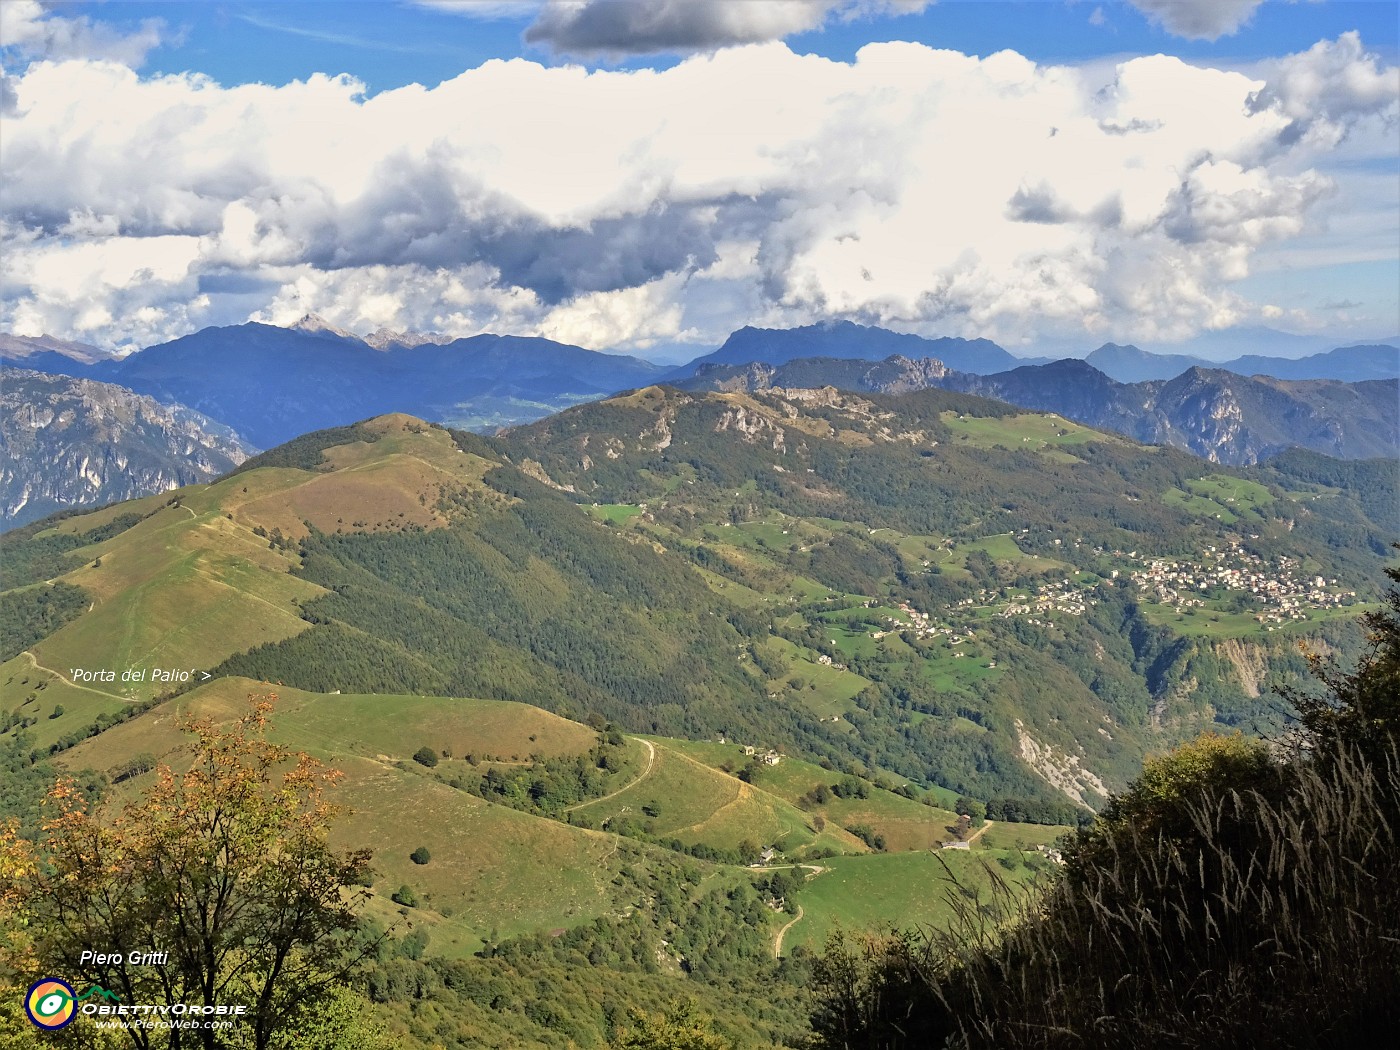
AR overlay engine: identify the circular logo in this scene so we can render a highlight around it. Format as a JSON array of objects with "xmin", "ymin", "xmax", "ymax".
[{"xmin": 25, "ymin": 979, "xmax": 77, "ymax": 1030}]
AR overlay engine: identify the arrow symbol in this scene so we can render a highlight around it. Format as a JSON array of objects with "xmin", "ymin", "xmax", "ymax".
[{"xmin": 199, "ymin": 671, "xmax": 212, "ymax": 681}]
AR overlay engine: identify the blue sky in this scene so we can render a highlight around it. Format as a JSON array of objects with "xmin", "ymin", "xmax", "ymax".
[
  {"xmin": 64, "ymin": 2, "xmax": 1400, "ymax": 91},
  {"xmin": 2, "ymin": 1, "xmax": 1396, "ymax": 357}
]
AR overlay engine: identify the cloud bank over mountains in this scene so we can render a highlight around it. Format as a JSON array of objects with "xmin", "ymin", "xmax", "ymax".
[{"xmin": 0, "ymin": 3, "xmax": 1395, "ymax": 353}]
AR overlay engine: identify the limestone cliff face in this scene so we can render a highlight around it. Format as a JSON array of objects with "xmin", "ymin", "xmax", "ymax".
[{"xmin": 2, "ymin": 368, "xmax": 253, "ymax": 527}]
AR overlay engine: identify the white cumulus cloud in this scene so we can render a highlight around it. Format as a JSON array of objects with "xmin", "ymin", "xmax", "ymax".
[
  {"xmin": 0, "ymin": 34, "xmax": 1394, "ymax": 351},
  {"xmin": 0, "ymin": 0, "xmax": 168, "ymax": 67},
  {"xmin": 1247, "ymin": 32, "xmax": 1400, "ymax": 150}
]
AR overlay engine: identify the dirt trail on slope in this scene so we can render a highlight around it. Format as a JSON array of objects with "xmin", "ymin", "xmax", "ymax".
[
  {"xmin": 564, "ymin": 738, "xmax": 657, "ymax": 813},
  {"xmin": 965, "ymin": 819, "xmax": 995, "ymax": 845},
  {"xmin": 774, "ymin": 905, "xmax": 805, "ymax": 958},
  {"xmin": 18, "ymin": 650, "xmax": 134, "ymax": 703}
]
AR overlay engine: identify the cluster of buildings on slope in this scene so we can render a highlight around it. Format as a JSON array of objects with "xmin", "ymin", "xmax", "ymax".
[
  {"xmin": 779, "ymin": 533, "xmax": 1360, "ymax": 685},
  {"xmin": 992, "ymin": 580, "xmax": 1095, "ymax": 620},
  {"xmin": 722, "ymin": 740, "xmax": 783, "ymax": 765},
  {"xmin": 1129, "ymin": 544, "xmax": 1357, "ymax": 625}
]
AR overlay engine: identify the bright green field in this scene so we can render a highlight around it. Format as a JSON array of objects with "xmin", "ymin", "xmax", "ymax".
[
  {"xmin": 570, "ymin": 741, "xmax": 742, "ymax": 835},
  {"xmin": 957, "ymin": 534, "xmax": 1067, "ymax": 575},
  {"xmin": 574, "ymin": 740, "xmax": 858, "ymax": 855},
  {"xmin": 918, "ymin": 641, "xmax": 1003, "ymax": 695},
  {"xmin": 785, "ymin": 850, "xmax": 1042, "ymax": 952},
  {"xmin": 1162, "ymin": 475, "xmax": 1275, "ymax": 524},
  {"xmin": 1185, "ymin": 475, "xmax": 1275, "ymax": 510},
  {"xmin": 889, "ymin": 530, "xmax": 1067, "ymax": 581},
  {"xmin": 0, "ymin": 657, "xmax": 133, "ymax": 751},
  {"xmin": 1162, "ymin": 488, "xmax": 1238, "ymax": 523},
  {"xmin": 813, "ymin": 621, "xmax": 885, "ymax": 661},
  {"xmin": 976, "ymin": 821, "xmax": 1073, "ymax": 851},
  {"xmin": 586, "ymin": 503, "xmax": 644, "ymax": 524},
  {"xmin": 941, "ymin": 411, "xmax": 1116, "ymax": 454},
  {"xmin": 1140, "ymin": 600, "xmax": 1373, "ymax": 638},
  {"xmin": 655, "ymin": 736, "xmax": 964, "ymax": 811},
  {"xmin": 726, "ymin": 520, "xmax": 805, "ymax": 549},
  {"xmin": 689, "ymin": 563, "xmax": 773, "ymax": 607},
  {"xmin": 762, "ymin": 637, "xmax": 871, "ymax": 719},
  {"xmin": 652, "ymin": 739, "xmax": 1015, "ymax": 853}
]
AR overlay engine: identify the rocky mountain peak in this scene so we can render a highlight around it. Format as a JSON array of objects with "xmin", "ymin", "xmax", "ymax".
[
  {"xmin": 289, "ymin": 313, "xmax": 360, "ymax": 341},
  {"xmin": 363, "ymin": 327, "xmax": 454, "ymax": 351}
]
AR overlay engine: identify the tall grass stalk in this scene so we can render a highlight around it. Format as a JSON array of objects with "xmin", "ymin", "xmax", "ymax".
[{"xmin": 813, "ymin": 743, "xmax": 1399, "ymax": 1049}]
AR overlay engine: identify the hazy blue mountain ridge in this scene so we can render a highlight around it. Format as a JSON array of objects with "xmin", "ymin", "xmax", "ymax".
[
  {"xmin": 1084, "ymin": 341, "xmax": 1399, "ymax": 384},
  {"xmin": 3, "ymin": 321, "xmax": 665, "ymax": 448}
]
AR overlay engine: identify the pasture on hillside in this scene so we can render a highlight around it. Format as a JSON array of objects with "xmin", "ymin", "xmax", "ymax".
[{"xmin": 784, "ymin": 849, "xmax": 1047, "ymax": 954}]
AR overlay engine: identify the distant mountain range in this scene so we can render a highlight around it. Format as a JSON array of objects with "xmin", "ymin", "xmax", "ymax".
[
  {"xmin": 1084, "ymin": 342, "xmax": 1400, "ymax": 384},
  {"xmin": 1138, "ymin": 324, "xmax": 1396, "ymax": 363},
  {"xmin": 678, "ymin": 355, "xmax": 1399, "ymax": 465},
  {"xmin": 0, "ymin": 333, "xmax": 112, "ymax": 366},
  {"xmin": 664, "ymin": 322, "xmax": 1398, "ymax": 385},
  {"xmin": 1, "ymin": 367, "xmax": 252, "ymax": 527},
  {"xmin": 664, "ymin": 320, "xmax": 1048, "ymax": 376},
  {"xmin": 2, "ymin": 315, "xmax": 666, "ymax": 448},
  {"xmin": 3, "ymin": 319, "xmax": 1395, "ymax": 521},
  {"xmin": 949, "ymin": 361, "xmax": 1398, "ymax": 465}
]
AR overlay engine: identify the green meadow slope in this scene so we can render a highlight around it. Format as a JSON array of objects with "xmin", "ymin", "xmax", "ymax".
[{"xmin": 55, "ymin": 675, "xmax": 1056, "ymax": 963}]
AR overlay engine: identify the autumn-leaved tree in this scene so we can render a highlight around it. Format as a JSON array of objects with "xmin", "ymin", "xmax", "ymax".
[{"xmin": 1, "ymin": 695, "xmax": 376, "ymax": 1050}]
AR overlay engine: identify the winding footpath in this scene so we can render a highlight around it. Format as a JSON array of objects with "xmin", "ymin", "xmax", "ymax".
[
  {"xmin": 564, "ymin": 737, "xmax": 656, "ymax": 813},
  {"xmin": 774, "ymin": 905, "xmax": 805, "ymax": 958},
  {"xmin": 18, "ymin": 650, "xmax": 134, "ymax": 703}
]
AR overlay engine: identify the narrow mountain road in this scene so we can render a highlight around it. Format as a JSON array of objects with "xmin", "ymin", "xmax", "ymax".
[
  {"xmin": 18, "ymin": 651, "xmax": 134, "ymax": 703},
  {"xmin": 965, "ymin": 819, "xmax": 995, "ymax": 845},
  {"xmin": 774, "ymin": 905, "xmax": 805, "ymax": 958},
  {"xmin": 565, "ymin": 737, "xmax": 656, "ymax": 813}
]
